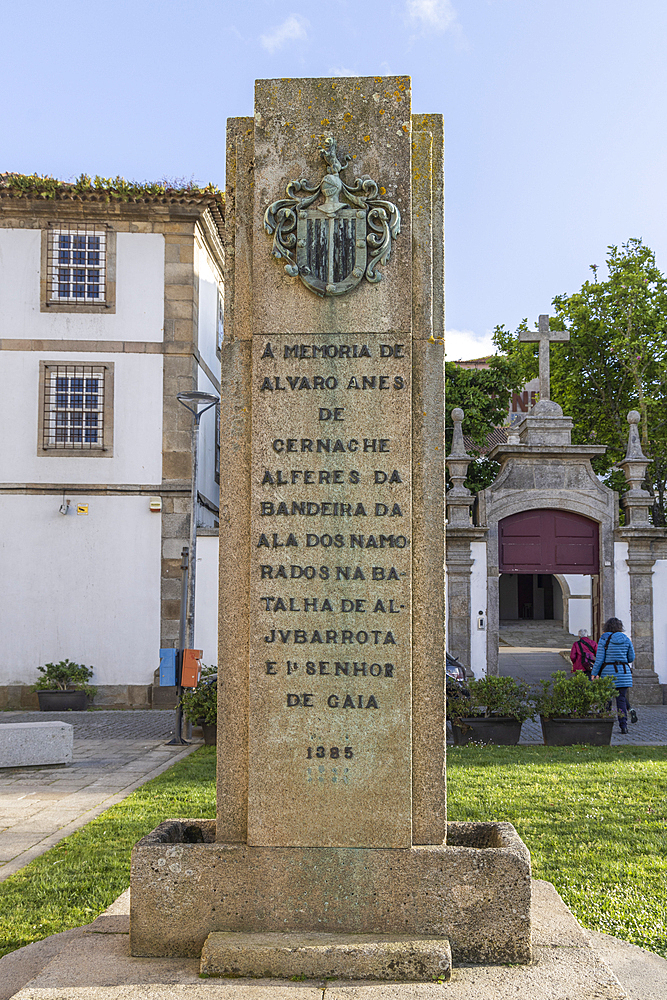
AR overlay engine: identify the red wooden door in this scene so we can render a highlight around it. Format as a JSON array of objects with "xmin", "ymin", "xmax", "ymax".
[{"xmin": 499, "ymin": 509, "xmax": 599, "ymax": 574}]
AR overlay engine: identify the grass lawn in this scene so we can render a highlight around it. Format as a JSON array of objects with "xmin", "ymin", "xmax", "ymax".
[
  {"xmin": 0, "ymin": 744, "xmax": 665, "ymax": 960},
  {"xmin": 0, "ymin": 747, "xmax": 217, "ymax": 958},
  {"xmin": 448, "ymin": 744, "xmax": 667, "ymax": 958}
]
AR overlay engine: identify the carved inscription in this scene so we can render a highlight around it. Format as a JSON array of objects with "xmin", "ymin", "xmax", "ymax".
[{"xmin": 248, "ymin": 336, "xmax": 412, "ymax": 848}]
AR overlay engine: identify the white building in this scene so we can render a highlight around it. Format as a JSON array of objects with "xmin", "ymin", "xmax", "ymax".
[{"xmin": 0, "ymin": 177, "xmax": 223, "ymax": 708}]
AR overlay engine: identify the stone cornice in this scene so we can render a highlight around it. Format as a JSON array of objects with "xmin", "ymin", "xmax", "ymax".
[
  {"xmin": 487, "ymin": 443, "xmax": 608, "ymax": 461},
  {"xmin": 445, "ymin": 526, "xmax": 488, "ymax": 540}
]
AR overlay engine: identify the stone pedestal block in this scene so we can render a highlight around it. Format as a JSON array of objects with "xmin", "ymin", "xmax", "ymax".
[
  {"xmin": 0, "ymin": 721, "xmax": 73, "ymax": 767},
  {"xmin": 130, "ymin": 820, "xmax": 532, "ymax": 966},
  {"xmin": 630, "ymin": 669, "xmax": 665, "ymax": 705}
]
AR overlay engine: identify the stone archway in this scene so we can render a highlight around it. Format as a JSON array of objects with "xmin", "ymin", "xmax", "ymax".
[{"xmin": 479, "ymin": 491, "xmax": 616, "ymax": 676}]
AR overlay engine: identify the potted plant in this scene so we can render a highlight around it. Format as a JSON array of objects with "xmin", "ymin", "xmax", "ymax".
[
  {"xmin": 533, "ymin": 670, "xmax": 619, "ymax": 746},
  {"xmin": 32, "ymin": 660, "xmax": 96, "ymax": 711},
  {"xmin": 180, "ymin": 666, "xmax": 217, "ymax": 745},
  {"xmin": 448, "ymin": 675, "xmax": 533, "ymax": 746}
]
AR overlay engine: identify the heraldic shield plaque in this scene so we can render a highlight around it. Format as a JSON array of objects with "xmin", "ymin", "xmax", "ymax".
[{"xmin": 264, "ymin": 137, "xmax": 400, "ymax": 298}]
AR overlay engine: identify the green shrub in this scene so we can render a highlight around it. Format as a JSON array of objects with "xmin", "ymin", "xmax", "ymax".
[
  {"xmin": 179, "ymin": 666, "xmax": 217, "ymax": 724},
  {"xmin": 447, "ymin": 675, "xmax": 533, "ymax": 723},
  {"xmin": 534, "ymin": 670, "xmax": 618, "ymax": 719},
  {"xmin": 31, "ymin": 660, "xmax": 96, "ymax": 697}
]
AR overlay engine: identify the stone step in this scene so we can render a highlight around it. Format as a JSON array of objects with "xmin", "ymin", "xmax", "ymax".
[{"xmin": 199, "ymin": 931, "xmax": 451, "ymax": 982}]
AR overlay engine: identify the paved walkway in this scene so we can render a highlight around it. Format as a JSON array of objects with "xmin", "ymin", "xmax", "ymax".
[
  {"xmin": 5, "ymin": 879, "xmax": 665, "ymax": 1000},
  {"xmin": 0, "ymin": 711, "xmax": 200, "ymax": 881},
  {"xmin": 493, "ymin": 618, "xmax": 667, "ymax": 743}
]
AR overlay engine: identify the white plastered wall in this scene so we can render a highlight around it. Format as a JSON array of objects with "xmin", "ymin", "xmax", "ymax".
[
  {"xmin": 194, "ymin": 534, "xmax": 219, "ymax": 668},
  {"xmin": 0, "ymin": 230, "xmax": 164, "ymax": 341},
  {"xmin": 196, "ymin": 367, "xmax": 220, "ymax": 527},
  {"xmin": 197, "ymin": 241, "xmax": 221, "ymax": 374},
  {"xmin": 195, "ymin": 238, "xmax": 221, "ymax": 526},
  {"xmin": 0, "ymin": 352, "xmax": 163, "ymax": 484},
  {"xmin": 652, "ymin": 559, "xmax": 667, "ymax": 684},
  {"xmin": 0, "ymin": 495, "xmax": 161, "ymax": 686},
  {"xmin": 561, "ymin": 574, "xmax": 592, "ymax": 635},
  {"xmin": 469, "ymin": 541, "xmax": 487, "ymax": 678},
  {"xmin": 614, "ymin": 541, "xmax": 632, "ymax": 638}
]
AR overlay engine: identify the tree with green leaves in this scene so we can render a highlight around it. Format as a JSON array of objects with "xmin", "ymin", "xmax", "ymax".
[
  {"xmin": 445, "ymin": 356, "xmax": 522, "ymax": 494},
  {"xmin": 493, "ymin": 239, "xmax": 667, "ymax": 524}
]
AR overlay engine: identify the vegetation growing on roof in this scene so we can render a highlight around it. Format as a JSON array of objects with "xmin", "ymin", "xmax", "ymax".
[{"xmin": 0, "ymin": 172, "xmax": 223, "ymax": 202}]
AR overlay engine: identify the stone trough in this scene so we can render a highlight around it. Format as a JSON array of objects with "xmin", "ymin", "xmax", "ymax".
[{"xmin": 130, "ymin": 819, "xmax": 532, "ymax": 973}]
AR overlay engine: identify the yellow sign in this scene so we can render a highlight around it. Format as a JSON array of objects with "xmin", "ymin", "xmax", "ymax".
[{"xmin": 77, "ymin": 504, "xmax": 89, "ymax": 515}]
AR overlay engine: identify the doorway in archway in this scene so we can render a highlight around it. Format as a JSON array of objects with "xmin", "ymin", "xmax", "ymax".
[
  {"xmin": 499, "ymin": 573, "xmax": 563, "ymax": 622},
  {"xmin": 497, "ymin": 508, "xmax": 599, "ymax": 687}
]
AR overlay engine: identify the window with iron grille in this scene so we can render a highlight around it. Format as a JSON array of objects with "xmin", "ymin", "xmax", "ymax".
[
  {"xmin": 214, "ymin": 402, "xmax": 220, "ymax": 484},
  {"xmin": 216, "ymin": 286, "xmax": 224, "ymax": 355},
  {"xmin": 40, "ymin": 363, "xmax": 113, "ymax": 454},
  {"xmin": 47, "ymin": 227, "xmax": 107, "ymax": 303}
]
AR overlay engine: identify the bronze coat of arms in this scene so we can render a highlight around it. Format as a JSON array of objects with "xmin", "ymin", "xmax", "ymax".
[{"xmin": 264, "ymin": 137, "xmax": 400, "ymax": 298}]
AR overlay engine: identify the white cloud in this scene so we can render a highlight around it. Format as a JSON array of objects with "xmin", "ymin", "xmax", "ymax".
[
  {"xmin": 260, "ymin": 15, "xmax": 308, "ymax": 54},
  {"xmin": 445, "ymin": 329, "xmax": 498, "ymax": 362},
  {"xmin": 406, "ymin": 0, "xmax": 458, "ymax": 33},
  {"xmin": 330, "ymin": 66, "xmax": 357, "ymax": 78}
]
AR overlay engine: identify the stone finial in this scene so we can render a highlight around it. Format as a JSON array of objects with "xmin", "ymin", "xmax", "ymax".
[
  {"xmin": 620, "ymin": 410, "xmax": 651, "ymax": 493},
  {"xmin": 447, "ymin": 408, "xmax": 475, "ymax": 525},
  {"xmin": 447, "ymin": 408, "xmax": 472, "ymax": 490},
  {"xmin": 449, "ymin": 408, "xmax": 469, "ymax": 459},
  {"xmin": 619, "ymin": 410, "xmax": 652, "ymax": 525},
  {"xmin": 624, "ymin": 410, "xmax": 647, "ymax": 462}
]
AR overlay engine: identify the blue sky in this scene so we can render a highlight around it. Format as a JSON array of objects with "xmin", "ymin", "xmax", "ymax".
[{"xmin": 4, "ymin": 0, "xmax": 666, "ymax": 359}]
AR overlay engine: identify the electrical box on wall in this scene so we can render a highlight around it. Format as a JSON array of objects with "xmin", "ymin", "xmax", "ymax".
[
  {"xmin": 181, "ymin": 649, "xmax": 203, "ymax": 688},
  {"xmin": 149, "ymin": 497, "xmax": 162, "ymax": 513},
  {"xmin": 159, "ymin": 648, "xmax": 177, "ymax": 686}
]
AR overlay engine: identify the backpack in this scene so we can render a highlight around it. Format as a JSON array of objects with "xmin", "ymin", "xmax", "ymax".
[
  {"xmin": 577, "ymin": 637, "xmax": 596, "ymax": 670},
  {"xmin": 599, "ymin": 632, "xmax": 631, "ymax": 680}
]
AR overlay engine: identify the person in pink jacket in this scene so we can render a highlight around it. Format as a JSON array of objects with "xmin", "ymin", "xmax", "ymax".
[{"xmin": 570, "ymin": 629, "xmax": 597, "ymax": 676}]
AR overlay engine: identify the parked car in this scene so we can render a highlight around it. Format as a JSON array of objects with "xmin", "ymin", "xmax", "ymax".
[{"xmin": 446, "ymin": 652, "xmax": 466, "ymax": 684}]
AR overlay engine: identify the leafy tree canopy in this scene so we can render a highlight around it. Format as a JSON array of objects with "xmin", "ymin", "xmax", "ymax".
[
  {"xmin": 493, "ymin": 239, "xmax": 667, "ymax": 524},
  {"xmin": 445, "ymin": 355, "xmax": 522, "ymax": 494}
]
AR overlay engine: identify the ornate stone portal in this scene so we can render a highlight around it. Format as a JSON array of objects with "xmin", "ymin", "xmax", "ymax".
[
  {"xmin": 446, "ymin": 318, "xmax": 666, "ymax": 705},
  {"xmin": 130, "ymin": 75, "xmax": 533, "ymax": 979}
]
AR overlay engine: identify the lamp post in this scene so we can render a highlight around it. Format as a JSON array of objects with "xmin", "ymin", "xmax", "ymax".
[{"xmin": 176, "ymin": 390, "xmax": 220, "ymax": 650}]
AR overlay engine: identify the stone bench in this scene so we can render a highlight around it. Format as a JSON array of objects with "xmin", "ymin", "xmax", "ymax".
[{"xmin": 0, "ymin": 721, "xmax": 73, "ymax": 767}]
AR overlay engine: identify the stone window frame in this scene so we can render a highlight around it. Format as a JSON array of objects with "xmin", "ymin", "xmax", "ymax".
[
  {"xmin": 40, "ymin": 223, "xmax": 117, "ymax": 314},
  {"xmin": 37, "ymin": 360, "xmax": 114, "ymax": 457}
]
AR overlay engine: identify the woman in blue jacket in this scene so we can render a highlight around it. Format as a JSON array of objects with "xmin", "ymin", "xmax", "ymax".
[{"xmin": 591, "ymin": 617, "xmax": 635, "ymax": 734}]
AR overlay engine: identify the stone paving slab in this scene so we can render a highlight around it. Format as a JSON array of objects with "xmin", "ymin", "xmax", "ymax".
[
  {"xmin": 0, "ymin": 711, "xmax": 178, "ymax": 741},
  {"xmin": 2, "ymin": 880, "xmax": 632, "ymax": 1000},
  {"xmin": 0, "ymin": 712, "xmax": 200, "ymax": 881}
]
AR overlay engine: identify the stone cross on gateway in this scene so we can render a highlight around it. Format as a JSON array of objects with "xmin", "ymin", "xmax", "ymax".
[{"xmin": 518, "ymin": 314, "xmax": 569, "ymax": 402}]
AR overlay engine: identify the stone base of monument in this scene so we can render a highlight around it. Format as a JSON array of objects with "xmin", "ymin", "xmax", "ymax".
[
  {"xmin": 199, "ymin": 931, "xmax": 451, "ymax": 981},
  {"xmin": 631, "ymin": 668, "xmax": 665, "ymax": 704},
  {"xmin": 130, "ymin": 820, "xmax": 532, "ymax": 977}
]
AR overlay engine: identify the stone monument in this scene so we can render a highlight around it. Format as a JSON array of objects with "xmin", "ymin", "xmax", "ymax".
[{"xmin": 130, "ymin": 76, "xmax": 532, "ymax": 980}]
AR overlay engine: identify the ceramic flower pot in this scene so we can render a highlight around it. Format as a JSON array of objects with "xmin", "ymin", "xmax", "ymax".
[
  {"xmin": 451, "ymin": 717, "xmax": 523, "ymax": 746},
  {"xmin": 37, "ymin": 690, "xmax": 88, "ymax": 712},
  {"xmin": 200, "ymin": 721, "xmax": 217, "ymax": 746},
  {"xmin": 540, "ymin": 716, "xmax": 614, "ymax": 746}
]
